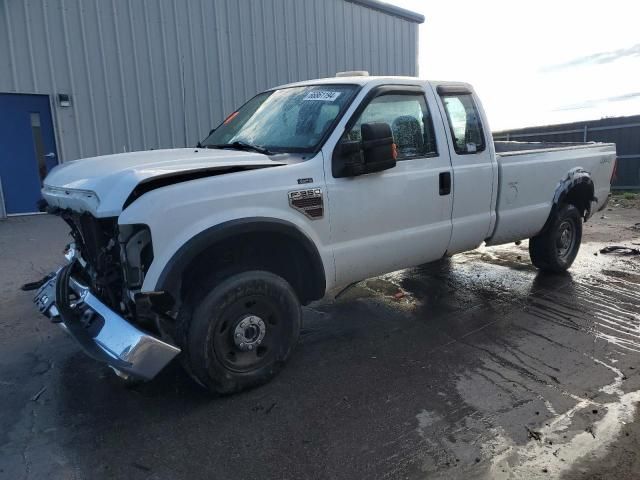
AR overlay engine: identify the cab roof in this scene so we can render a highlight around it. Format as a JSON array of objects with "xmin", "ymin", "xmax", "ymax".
[
  {"xmin": 274, "ymin": 76, "xmax": 423, "ymax": 89},
  {"xmin": 274, "ymin": 76, "xmax": 473, "ymax": 91}
]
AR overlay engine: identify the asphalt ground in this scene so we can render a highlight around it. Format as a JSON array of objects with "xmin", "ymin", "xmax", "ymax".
[{"xmin": 1, "ymin": 195, "xmax": 639, "ymax": 479}]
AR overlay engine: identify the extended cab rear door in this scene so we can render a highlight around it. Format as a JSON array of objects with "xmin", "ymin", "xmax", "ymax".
[
  {"xmin": 432, "ymin": 83, "xmax": 497, "ymax": 253},
  {"xmin": 324, "ymin": 82, "xmax": 454, "ymax": 287}
]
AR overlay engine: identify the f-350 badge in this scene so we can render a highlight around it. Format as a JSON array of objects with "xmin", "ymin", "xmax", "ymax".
[{"xmin": 288, "ymin": 188, "xmax": 323, "ymax": 219}]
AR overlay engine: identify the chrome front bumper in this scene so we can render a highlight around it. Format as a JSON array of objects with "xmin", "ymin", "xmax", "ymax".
[{"xmin": 34, "ymin": 265, "xmax": 180, "ymax": 380}]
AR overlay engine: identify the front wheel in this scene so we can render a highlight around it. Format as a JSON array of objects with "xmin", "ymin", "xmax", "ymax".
[
  {"xmin": 529, "ymin": 203, "xmax": 582, "ymax": 272},
  {"xmin": 179, "ymin": 270, "xmax": 301, "ymax": 395}
]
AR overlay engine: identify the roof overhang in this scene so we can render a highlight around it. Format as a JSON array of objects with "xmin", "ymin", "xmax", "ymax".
[{"xmin": 345, "ymin": 0, "xmax": 425, "ymax": 24}]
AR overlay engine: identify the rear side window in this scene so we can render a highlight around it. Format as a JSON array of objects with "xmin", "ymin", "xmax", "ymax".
[
  {"xmin": 441, "ymin": 94, "xmax": 485, "ymax": 154},
  {"xmin": 345, "ymin": 93, "xmax": 437, "ymax": 160}
]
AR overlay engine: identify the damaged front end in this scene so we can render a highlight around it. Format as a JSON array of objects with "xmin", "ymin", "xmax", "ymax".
[{"xmin": 32, "ymin": 210, "xmax": 180, "ymax": 380}]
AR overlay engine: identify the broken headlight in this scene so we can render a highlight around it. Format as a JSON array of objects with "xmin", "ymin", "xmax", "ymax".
[{"xmin": 118, "ymin": 224, "xmax": 153, "ymax": 289}]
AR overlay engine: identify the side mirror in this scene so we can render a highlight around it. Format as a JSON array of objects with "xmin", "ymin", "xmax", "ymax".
[
  {"xmin": 334, "ymin": 140, "xmax": 365, "ymax": 177},
  {"xmin": 361, "ymin": 122, "xmax": 396, "ymax": 174},
  {"xmin": 332, "ymin": 122, "xmax": 396, "ymax": 178}
]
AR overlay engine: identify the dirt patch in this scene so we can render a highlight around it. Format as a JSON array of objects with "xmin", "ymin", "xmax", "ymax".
[
  {"xmin": 609, "ymin": 192, "xmax": 640, "ymax": 210},
  {"xmin": 582, "ymin": 194, "xmax": 640, "ymax": 244}
]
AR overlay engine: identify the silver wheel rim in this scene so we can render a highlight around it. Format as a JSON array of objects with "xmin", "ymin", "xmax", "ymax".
[
  {"xmin": 233, "ymin": 315, "xmax": 266, "ymax": 352},
  {"xmin": 556, "ymin": 220, "xmax": 575, "ymax": 260}
]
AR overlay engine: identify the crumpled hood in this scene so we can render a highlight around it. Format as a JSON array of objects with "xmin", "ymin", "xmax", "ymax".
[{"xmin": 42, "ymin": 148, "xmax": 285, "ymax": 217}]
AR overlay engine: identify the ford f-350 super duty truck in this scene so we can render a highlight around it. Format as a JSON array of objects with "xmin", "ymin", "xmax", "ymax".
[{"xmin": 32, "ymin": 74, "xmax": 616, "ymax": 394}]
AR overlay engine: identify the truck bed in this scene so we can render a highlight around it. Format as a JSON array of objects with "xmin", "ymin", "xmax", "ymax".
[
  {"xmin": 494, "ymin": 140, "xmax": 592, "ymax": 154},
  {"xmin": 487, "ymin": 142, "xmax": 616, "ymax": 246}
]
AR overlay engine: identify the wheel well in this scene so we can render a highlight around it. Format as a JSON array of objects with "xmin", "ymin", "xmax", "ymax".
[
  {"xmin": 558, "ymin": 181, "xmax": 594, "ymax": 219},
  {"xmin": 553, "ymin": 169, "xmax": 595, "ymax": 220},
  {"xmin": 179, "ymin": 231, "xmax": 323, "ymax": 305},
  {"xmin": 536, "ymin": 172, "xmax": 595, "ymax": 236}
]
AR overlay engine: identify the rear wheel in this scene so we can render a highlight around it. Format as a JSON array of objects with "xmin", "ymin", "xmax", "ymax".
[
  {"xmin": 177, "ymin": 270, "xmax": 301, "ymax": 395},
  {"xmin": 529, "ymin": 203, "xmax": 582, "ymax": 272}
]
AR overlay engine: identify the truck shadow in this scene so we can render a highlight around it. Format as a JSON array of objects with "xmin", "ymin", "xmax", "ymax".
[
  {"xmin": 57, "ymin": 256, "xmax": 580, "ymax": 414},
  {"xmin": 54, "ymin": 256, "xmax": 593, "ymax": 479}
]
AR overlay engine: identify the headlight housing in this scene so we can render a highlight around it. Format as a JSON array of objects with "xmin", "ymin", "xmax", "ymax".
[
  {"xmin": 41, "ymin": 185, "xmax": 100, "ymax": 213},
  {"xmin": 118, "ymin": 224, "xmax": 153, "ymax": 289}
]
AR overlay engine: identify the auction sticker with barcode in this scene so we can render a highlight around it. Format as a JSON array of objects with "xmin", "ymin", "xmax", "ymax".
[{"xmin": 303, "ymin": 91, "xmax": 342, "ymax": 101}]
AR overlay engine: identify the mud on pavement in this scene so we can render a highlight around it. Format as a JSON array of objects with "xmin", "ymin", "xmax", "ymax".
[{"xmin": 1, "ymin": 194, "xmax": 640, "ymax": 480}]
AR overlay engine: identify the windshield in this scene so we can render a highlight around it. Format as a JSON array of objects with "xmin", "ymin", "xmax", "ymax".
[{"xmin": 202, "ymin": 85, "xmax": 358, "ymax": 154}]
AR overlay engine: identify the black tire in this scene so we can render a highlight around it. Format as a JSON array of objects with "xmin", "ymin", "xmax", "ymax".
[
  {"xmin": 177, "ymin": 270, "xmax": 301, "ymax": 395},
  {"xmin": 529, "ymin": 203, "xmax": 582, "ymax": 272}
]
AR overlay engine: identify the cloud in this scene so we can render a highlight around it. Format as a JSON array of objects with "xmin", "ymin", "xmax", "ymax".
[
  {"xmin": 542, "ymin": 44, "xmax": 640, "ymax": 72},
  {"xmin": 554, "ymin": 92, "xmax": 640, "ymax": 111}
]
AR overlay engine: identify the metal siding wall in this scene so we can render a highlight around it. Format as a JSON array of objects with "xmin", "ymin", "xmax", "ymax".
[{"xmin": 0, "ymin": 0, "xmax": 420, "ymax": 162}]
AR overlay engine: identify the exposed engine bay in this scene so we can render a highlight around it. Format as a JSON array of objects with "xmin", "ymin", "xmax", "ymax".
[{"xmin": 55, "ymin": 209, "xmax": 154, "ymax": 325}]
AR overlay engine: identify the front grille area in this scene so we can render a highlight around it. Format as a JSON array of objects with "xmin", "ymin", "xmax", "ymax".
[
  {"xmin": 76, "ymin": 214, "xmax": 115, "ymax": 269},
  {"xmin": 60, "ymin": 212, "xmax": 124, "ymax": 311}
]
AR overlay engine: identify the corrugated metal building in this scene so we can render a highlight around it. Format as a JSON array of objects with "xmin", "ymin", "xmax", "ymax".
[
  {"xmin": 494, "ymin": 115, "xmax": 640, "ymax": 190},
  {"xmin": 0, "ymin": 0, "xmax": 424, "ymax": 215}
]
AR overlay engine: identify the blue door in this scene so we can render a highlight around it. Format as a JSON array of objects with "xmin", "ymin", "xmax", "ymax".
[{"xmin": 0, "ymin": 94, "xmax": 58, "ymax": 214}]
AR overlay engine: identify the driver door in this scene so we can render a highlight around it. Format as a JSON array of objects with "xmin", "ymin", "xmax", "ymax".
[{"xmin": 324, "ymin": 85, "xmax": 454, "ymax": 287}]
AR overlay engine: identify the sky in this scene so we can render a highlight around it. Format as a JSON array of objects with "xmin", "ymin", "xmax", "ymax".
[{"xmin": 389, "ymin": 0, "xmax": 640, "ymax": 131}]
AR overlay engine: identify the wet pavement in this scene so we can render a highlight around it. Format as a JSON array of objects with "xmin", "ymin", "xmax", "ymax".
[{"xmin": 1, "ymin": 199, "xmax": 640, "ymax": 479}]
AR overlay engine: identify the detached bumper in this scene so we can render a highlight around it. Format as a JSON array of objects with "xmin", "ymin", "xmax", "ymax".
[{"xmin": 34, "ymin": 265, "xmax": 180, "ymax": 380}]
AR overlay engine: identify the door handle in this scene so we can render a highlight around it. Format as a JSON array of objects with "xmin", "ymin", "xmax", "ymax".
[
  {"xmin": 44, "ymin": 152, "xmax": 56, "ymax": 158},
  {"xmin": 439, "ymin": 172, "xmax": 451, "ymax": 195}
]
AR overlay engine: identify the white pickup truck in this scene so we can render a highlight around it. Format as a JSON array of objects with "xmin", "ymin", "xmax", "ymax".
[{"xmin": 33, "ymin": 74, "xmax": 616, "ymax": 394}]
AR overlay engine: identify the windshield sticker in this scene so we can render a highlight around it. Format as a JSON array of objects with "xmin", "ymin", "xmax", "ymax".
[
  {"xmin": 223, "ymin": 111, "xmax": 239, "ymax": 124},
  {"xmin": 303, "ymin": 91, "xmax": 342, "ymax": 102}
]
